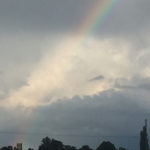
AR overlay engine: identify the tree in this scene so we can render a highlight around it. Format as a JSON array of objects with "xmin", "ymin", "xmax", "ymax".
[
  {"xmin": 1, "ymin": 146, "xmax": 13, "ymax": 150},
  {"xmin": 64, "ymin": 145, "xmax": 77, "ymax": 150},
  {"xmin": 14, "ymin": 147, "xmax": 18, "ymax": 150},
  {"xmin": 50, "ymin": 139, "xmax": 64, "ymax": 150},
  {"xmin": 118, "ymin": 147, "xmax": 127, "ymax": 150},
  {"xmin": 79, "ymin": 145, "xmax": 93, "ymax": 150},
  {"xmin": 96, "ymin": 141, "xmax": 116, "ymax": 150},
  {"xmin": 42, "ymin": 137, "xmax": 52, "ymax": 145},
  {"xmin": 39, "ymin": 137, "xmax": 51, "ymax": 150},
  {"xmin": 39, "ymin": 137, "xmax": 64, "ymax": 150},
  {"xmin": 28, "ymin": 148, "xmax": 34, "ymax": 150}
]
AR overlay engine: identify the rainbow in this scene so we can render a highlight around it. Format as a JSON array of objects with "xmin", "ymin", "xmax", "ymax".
[
  {"xmin": 76, "ymin": 0, "xmax": 122, "ymax": 45},
  {"xmin": 13, "ymin": 0, "xmax": 123, "ymax": 148}
]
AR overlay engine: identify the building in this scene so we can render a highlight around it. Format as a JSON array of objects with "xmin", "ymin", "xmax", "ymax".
[
  {"xmin": 140, "ymin": 119, "xmax": 149, "ymax": 150},
  {"xmin": 16, "ymin": 143, "xmax": 22, "ymax": 150}
]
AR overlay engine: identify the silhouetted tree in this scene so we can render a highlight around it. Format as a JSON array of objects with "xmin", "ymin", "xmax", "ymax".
[
  {"xmin": 28, "ymin": 148, "xmax": 34, "ymax": 150},
  {"xmin": 1, "ymin": 146, "xmax": 13, "ymax": 150},
  {"xmin": 50, "ymin": 139, "xmax": 64, "ymax": 150},
  {"xmin": 1, "ymin": 147, "xmax": 9, "ymax": 150},
  {"xmin": 79, "ymin": 145, "xmax": 93, "ymax": 150},
  {"xmin": 39, "ymin": 137, "xmax": 52, "ymax": 150},
  {"xmin": 118, "ymin": 147, "xmax": 127, "ymax": 150},
  {"xmin": 13, "ymin": 147, "xmax": 18, "ymax": 150},
  {"xmin": 96, "ymin": 141, "xmax": 116, "ymax": 150},
  {"xmin": 64, "ymin": 145, "xmax": 77, "ymax": 150},
  {"xmin": 39, "ymin": 137, "xmax": 64, "ymax": 150}
]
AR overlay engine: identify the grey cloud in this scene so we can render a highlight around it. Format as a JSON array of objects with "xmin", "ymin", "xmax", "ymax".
[
  {"xmin": 0, "ymin": 33, "xmax": 47, "ymax": 66},
  {"xmin": 96, "ymin": 0, "xmax": 150, "ymax": 37},
  {"xmin": 0, "ymin": 0, "xmax": 92, "ymax": 33},
  {"xmin": 0, "ymin": 33, "xmax": 48, "ymax": 100},
  {"xmin": 0, "ymin": 0, "xmax": 149, "ymax": 37},
  {"xmin": 115, "ymin": 76, "xmax": 150, "ymax": 91},
  {"xmin": 31, "ymin": 90, "xmax": 150, "ymax": 149},
  {"xmin": 0, "ymin": 88, "xmax": 148, "ymax": 149},
  {"xmin": 0, "ymin": 0, "xmax": 150, "ymax": 149},
  {"xmin": 89, "ymin": 75, "xmax": 104, "ymax": 82}
]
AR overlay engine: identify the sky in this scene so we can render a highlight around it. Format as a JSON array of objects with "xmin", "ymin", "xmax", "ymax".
[{"xmin": 0, "ymin": 0, "xmax": 150, "ymax": 150}]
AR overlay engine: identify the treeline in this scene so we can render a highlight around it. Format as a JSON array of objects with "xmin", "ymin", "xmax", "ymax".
[{"xmin": 0, "ymin": 137, "xmax": 127, "ymax": 150}]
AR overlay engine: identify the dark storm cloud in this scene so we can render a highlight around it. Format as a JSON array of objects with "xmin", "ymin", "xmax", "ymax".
[
  {"xmin": 31, "ymin": 90, "xmax": 146, "ymax": 137},
  {"xmin": 0, "ymin": 80, "xmax": 150, "ymax": 149},
  {"xmin": 7, "ymin": 87, "xmax": 149, "ymax": 149}
]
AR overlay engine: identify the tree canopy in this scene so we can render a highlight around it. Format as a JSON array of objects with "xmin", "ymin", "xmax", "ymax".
[
  {"xmin": 39, "ymin": 137, "xmax": 64, "ymax": 150},
  {"xmin": 96, "ymin": 141, "xmax": 117, "ymax": 150}
]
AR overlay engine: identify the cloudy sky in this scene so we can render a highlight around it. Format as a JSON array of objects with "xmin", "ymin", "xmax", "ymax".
[{"xmin": 0, "ymin": 0, "xmax": 150, "ymax": 150}]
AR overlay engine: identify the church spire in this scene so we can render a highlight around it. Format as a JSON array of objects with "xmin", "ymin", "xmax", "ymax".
[
  {"xmin": 145, "ymin": 119, "xmax": 147, "ymax": 129},
  {"xmin": 140, "ymin": 119, "xmax": 149, "ymax": 150}
]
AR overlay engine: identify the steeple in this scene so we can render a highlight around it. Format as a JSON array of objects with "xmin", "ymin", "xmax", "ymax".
[
  {"xmin": 145, "ymin": 119, "xmax": 147, "ymax": 129},
  {"xmin": 140, "ymin": 119, "xmax": 149, "ymax": 150}
]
